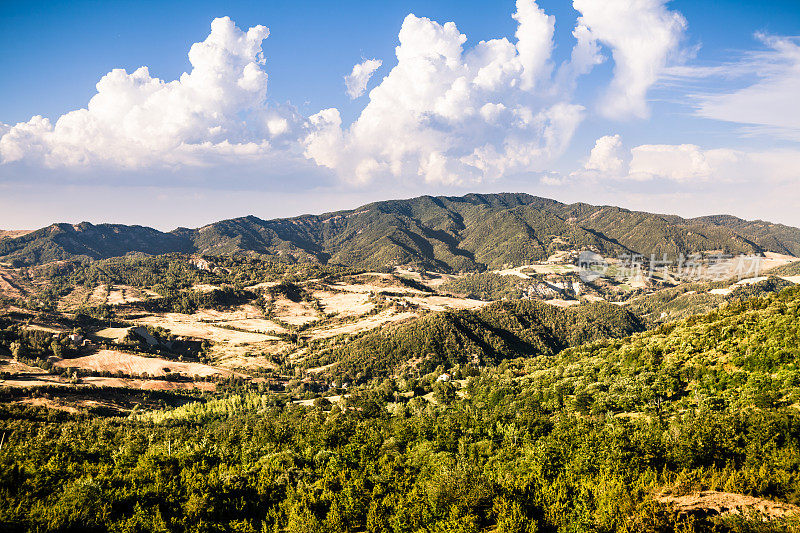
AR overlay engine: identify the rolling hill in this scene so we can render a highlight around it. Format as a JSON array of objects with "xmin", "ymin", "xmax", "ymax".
[
  {"xmin": 305, "ymin": 299, "xmax": 645, "ymax": 382},
  {"xmin": 0, "ymin": 222, "xmax": 192, "ymax": 266},
  {"xmin": 2, "ymin": 193, "xmax": 799, "ymax": 269}
]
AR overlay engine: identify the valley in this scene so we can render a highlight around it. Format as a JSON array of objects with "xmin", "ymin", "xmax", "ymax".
[
  {"xmin": 1, "ymin": 241, "xmax": 798, "ymax": 414},
  {"xmin": 3, "ymin": 194, "xmax": 800, "ymax": 532}
]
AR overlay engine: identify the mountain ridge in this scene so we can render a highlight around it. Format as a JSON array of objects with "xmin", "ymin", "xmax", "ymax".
[{"xmin": 2, "ymin": 192, "xmax": 799, "ymax": 269}]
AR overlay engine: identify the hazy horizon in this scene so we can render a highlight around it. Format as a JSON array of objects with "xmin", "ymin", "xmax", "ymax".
[{"xmin": 3, "ymin": 187, "xmax": 799, "ymax": 233}]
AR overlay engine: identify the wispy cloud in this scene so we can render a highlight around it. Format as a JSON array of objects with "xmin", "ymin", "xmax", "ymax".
[
  {"xmin": 666, "ymin": 34, "xmax": 800, "ymax": 141},
  {"xmin": 566, "ymin": 134, "xmax": 800, "ymax": 184},
  {"xmin": 573, "ymin": 0, "xmax": 687, "ymax": 119}
]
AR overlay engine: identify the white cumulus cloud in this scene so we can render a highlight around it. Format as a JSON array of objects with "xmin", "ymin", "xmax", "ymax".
[
  {"xmin": 304, "ymin": 0, "xmax": 584, "ymax": 186},
  {"xmin": 0, "ymin": 17, "xmax": 303, "ymax": 170},
  {"xmin": 573, "ymin": 0, "xmax": 686, "ymax": 119},
  {"xmin": 585, "ymin": 134, "xmax": 624, "ymax": 174},
  {"xmin": 345, "ymin": 59, "xmax": 382, "ymax": 99},
  {"xmin": 571, "ymin": 137, "xmax": 800, "ymax": 184},
  {"xmin": 0, "ymin": 4, "xmax": 696, "ymax": 188}
]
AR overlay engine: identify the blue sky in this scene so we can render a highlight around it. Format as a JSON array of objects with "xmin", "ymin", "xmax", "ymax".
[{"xmin": 1, "ymin": 0, "xmax": 799, "ymax": 229}]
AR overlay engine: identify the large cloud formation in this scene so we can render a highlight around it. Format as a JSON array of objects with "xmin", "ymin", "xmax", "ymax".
[
  {"xmin": 304, "ymin": 1, "xmax": 585, "ymax": 185},
  {"xmin": 305, "ymin": 0, "xmax": 689, "ymax": 185},
  {"xmin": 0, "ymin": 1, "xmax": 689, "ymax": 185},
  {"xmin": 0, "ymin": 17, "xmax": 301, "ymax": 169}
]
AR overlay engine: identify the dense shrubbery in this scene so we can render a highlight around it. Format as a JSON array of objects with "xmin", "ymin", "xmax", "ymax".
[
  {"xmin": 624, "ymin": 281, "xmax": 728, "ymax": 326},
  {"xmin": 0, "ymin": 321, "xmax": 77, "ymax": 365},
  {"xmin": 2, "ymin": 380, "xmax": 800, "ymax": 532},
  {"xmin": 142, "ymin": 287, "xmax": 256, "ymax": 314},
  {"xmin": 726, "ymin": 276, "xmax": 794, "ymax": 301},
  {"xmin": 23, "ymin": 255, "xmax": 361, "ymax": 311},
  {"xmin": 623, "ymin": 275, "xmax": 795, "ymax": 327},
  {"xmin": 546, "ymin": 285, "xmax": 800, "ymax": 417}
]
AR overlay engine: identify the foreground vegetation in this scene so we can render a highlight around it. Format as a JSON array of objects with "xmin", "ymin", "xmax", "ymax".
[
  {"xmin": 3, "ymin": 392, "xmax": 800, "ymax": 532},
  {"xmin": 1, "ymin": 286, "xmax": 800, "ymax": 531}
]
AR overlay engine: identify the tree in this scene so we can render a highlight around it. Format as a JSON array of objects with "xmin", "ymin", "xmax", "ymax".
[{"xmin": 434, "ymin": 381, "xmax": 457, "ymax": 405}]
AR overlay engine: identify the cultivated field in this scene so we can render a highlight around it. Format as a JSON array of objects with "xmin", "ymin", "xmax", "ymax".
[
  {"xmin": 133, "ymin": 312, "xmax": 281, "ymax": 343},
  {"xmin": 54, "ymin": 349, "xmax": 231, "ymax": 378}
]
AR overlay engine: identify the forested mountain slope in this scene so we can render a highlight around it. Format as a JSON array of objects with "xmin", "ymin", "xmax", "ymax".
[
  {"xmin": 2, "ymin": 193, "xmax": 799, "ymax": 268},
  {"xmin": 691, "ymin": 214, "xmax": 800, "ymax": 257},
  {"xmin": 306, "ymin": 299, "xmax": 644, "ymax": 381}
]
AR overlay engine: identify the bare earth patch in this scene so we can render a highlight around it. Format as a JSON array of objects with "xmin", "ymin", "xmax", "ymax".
[
  {"xmin": 107, "ymin": 285, "xmax": 145, "ymax": 305},
  {"xmin": 545, "ymin": 299, "xmax": 581, "ymax": 307},
  {"xmin": 94, "ymin": 327, "xmax": 131, "ymax": 342},
  {"xmin": 313, "ymin": 290, "xmax": 374, "ymax": 317},
  {"xmin": 133, "ymin": 312, "xmax": 279, "ymax": 343},
  {"xmin": 494, "ymin": 263, "xmax": 579, "ymax": 278},
  {"xmin": 82, "ymin": 377, "xmax": 216, "ymax": 391},
  {"xmin": 272, "ymin": 297, "xmax": 319, "ymax": 326},
  {"xmin": 407, "ymin": 295, "xmax": 486, "ymax": 312},
  {"xmin": 245, "ymin": 281, "xmax": 280, "ymax": 291},
  {"xmin": 88, "ymin": 284, "xmax": 109, "ymax": 306},
  {"xmin": 207, "ymin": 304, "xmax": 288, "ymax": 334},
  {"xmin": 658, "ymin": 491, "xmax": 800, "ymax": 519},
  {"xmin": 762, "ymin": 252, "xmax": 800, "ymax": 271},
  {"xmin": 213, "ymin": 352, "xmax": 281, "ymax": 371},
  {"xmin": 190, "ymin": 284, "xmax": 222, "ymax": 293},
  {"xmin": 710, "ymin": 287, "xmax": 734, "ymax": 296},
  {"xmin": 58, "ymin": 286, "xmax": 93, "ymax": 311},
  {"xmin": 23, "ymin": 323, "xmax": 68, "ymax": 334},
  {"xmin": 0, "ymin": 229, "xmax": 32, "ymax": 240},
  {"xmin": 0, "ymin": 268, "xmax": 25, "ymax": 299},
  {"xmin": 418, "ymin": 273, "xmax": 459, "ymax": 290},
  {"xmin": 329, "ymin": 281, "xmax": 425, "ymax": 295}
]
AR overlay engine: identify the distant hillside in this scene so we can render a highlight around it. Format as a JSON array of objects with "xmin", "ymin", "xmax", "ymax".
[
  {"xmin": 0, "ymin": 223, "xmax": 192, "ymax": 265},
  {"xmin": 2, "ymin": 193, "xmax": 799, "ymax": 269},
  {"xmin": 691, "ymin": 214, "xmax": 800, "ymax": 257},
  {"xmin": 304, "ymin": 299, "xmax": 644, "ymax": 382},
  {"xmin": 0, "ymin": 229, "xmax": 31, "ymax": 241}
]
